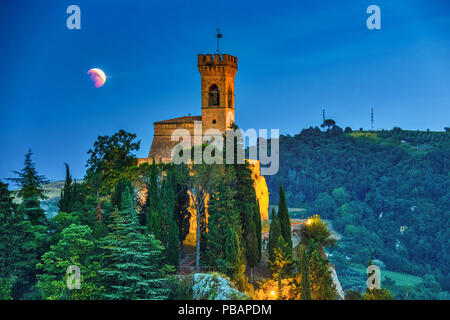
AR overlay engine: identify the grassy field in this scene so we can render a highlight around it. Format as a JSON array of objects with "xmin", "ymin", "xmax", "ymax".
[{"xmin": 351, "ymin": 263, "xmax": 423, "ymax": 287}]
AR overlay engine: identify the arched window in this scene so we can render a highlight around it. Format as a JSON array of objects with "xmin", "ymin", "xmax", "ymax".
[
  {"xmin": 227, "ymin": 89, "xmax": 233, "ymax": 107},
  {"xmin": 208, "ymin": 84, "xmax": 220, "ymax": 106}
]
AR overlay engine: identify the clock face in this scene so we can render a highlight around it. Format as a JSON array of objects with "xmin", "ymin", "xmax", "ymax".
[{"xmin": 226, "ymin": 110, "xmax": 235, "ymax": 128}]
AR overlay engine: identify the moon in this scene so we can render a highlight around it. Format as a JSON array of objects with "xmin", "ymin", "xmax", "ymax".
[{"xmin": 87, "ymin": 68, "xmax": 106, "ymax": 88}]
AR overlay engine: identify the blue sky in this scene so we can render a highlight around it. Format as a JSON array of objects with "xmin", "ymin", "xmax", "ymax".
[{"xmin": 1, "ymin": 0, "xmax": 449, "ymax": 182}]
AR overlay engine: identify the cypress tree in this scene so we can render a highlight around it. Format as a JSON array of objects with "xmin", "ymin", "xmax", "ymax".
[
  {"xmin": 207, "ymin": 166, "xmax": 246, "ymax": 281},
  {"xmin": 160, "ymin": 174, "xmax": 179, "ymax": 267},
  {"xmin": 254, "ymin": 200, "xmax": 262, "ymax": 263},
  {"xmin": 234, "ymin": 163, "xmax": 260, "ymax": 270},
  {"xmin": 300, "ymin": 246, "xmax": 311, "ymax": 300},
  {"xmin": 170, "ymin": 164, "xmax": 191, "ymax": 256},
  {"xmin": 145, "ymin": 159, "xmax": 162, "ymax": 239},
  {"xmin": 100, "ymin": 186, "xmax": 169, "ymax": 299},
  {"xmin": 277, "ymin": 183, "xmax": 292, "ymax": 254},
  {"xmin": 268, "ymin": 208, "xmax": 282, "ymax": 263},
  {"xmin": 58, "ymin": 163, "xmax": 74, "ymax": 213}
]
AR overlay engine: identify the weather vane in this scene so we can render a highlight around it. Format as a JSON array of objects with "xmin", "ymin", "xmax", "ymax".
[{"xmin": 215, "ymin": 28, "xmax": 222, "ymax": 54}]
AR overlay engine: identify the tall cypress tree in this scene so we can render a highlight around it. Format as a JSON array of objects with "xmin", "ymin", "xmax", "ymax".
[
  {"xmin": 144, "ymin": 159, "xmax": 162, "ymax": 239},
  {"xmin": 277, "ymin": 183, "xmax": 292, "ymax": 254},
  {"xmin": 9, "ymin": 149, "xmax": 49, "ymax": 225},
  {"xmin": 254, "ymin": 200, "xmax": 262, "ymax": 263},
  {"xmin": 100, "ymin": 186, "xmax": 169, "ymax": 300},
  {"xmin": 170, "ymin": 164, "xmax": 191, "ymax": 256},
  {"xmin": 160, "ymin": 174, "xmax": 179, "ymax": 267},
  {"xmin": 58, "ymin": 163, "xmax": 74, "ymax": 213},
  {"xmin": 234, "ymin": 163, "xmax": 261, "ymax": 270},
  {"xmin": 207, "ymin": 166, "xmax": 246, "ymax": 282},
  {"xmin": 300, "ymin": 246, "xmax": 311, "ymax": 300},
  {"xmin": 268, "ymin": 208, "xmax": 282, "ymax": 264}
]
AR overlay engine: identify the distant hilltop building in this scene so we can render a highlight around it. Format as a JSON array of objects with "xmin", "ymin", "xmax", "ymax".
[{"xmin": 138, "ymin": 51, "xmax": 269, "ymax": 220}]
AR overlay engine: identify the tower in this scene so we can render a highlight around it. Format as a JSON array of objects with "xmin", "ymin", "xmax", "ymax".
[{"xmin": 198, "ymin": 53, "xmax": 237, "ymax": 134}]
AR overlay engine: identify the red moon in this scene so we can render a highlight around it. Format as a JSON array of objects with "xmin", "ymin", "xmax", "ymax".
[{"xmin": 87, "ymin": 68, "xmax": 106, "ymax": 88}]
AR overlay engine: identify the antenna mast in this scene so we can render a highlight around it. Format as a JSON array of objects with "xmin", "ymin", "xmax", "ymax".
[
  {"xmin": 215, "ymin": 28, "xmax": 223, "ymax": 54},
  {"xmin": 371, "ymin": 108, "xmax": 374, "ymax": 130}
]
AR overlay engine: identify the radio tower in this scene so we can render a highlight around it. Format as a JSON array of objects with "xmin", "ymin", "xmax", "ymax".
[
  {"xmin": 323, "ymin": 109, "xmax": 326, "ymax": 123},
  {"xmin": 371, "ymin": 108, "xmax": 374, "ymax": 130}
]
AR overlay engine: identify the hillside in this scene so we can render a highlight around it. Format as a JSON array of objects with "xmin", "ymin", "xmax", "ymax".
[{"xmin": 264, "ymin": 126, "xmax": 450, "ymax": 299}]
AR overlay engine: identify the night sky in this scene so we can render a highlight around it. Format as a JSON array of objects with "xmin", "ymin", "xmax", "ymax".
[{"xmin": 1, "ymin": 0, "xmax": 449, "ymax": 182}]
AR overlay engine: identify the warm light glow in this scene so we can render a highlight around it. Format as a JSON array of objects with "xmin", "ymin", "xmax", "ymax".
[
  {"xmin": 306, "ymin": 214, "xmax": 321, "ymax": 226},
  {"xmin": 270, "ymin": 291, "xmax": 276, "ymax": 296}
]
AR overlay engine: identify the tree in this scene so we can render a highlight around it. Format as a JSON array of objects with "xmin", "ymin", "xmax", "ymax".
[
  {"xmin": 85, "ymin": 130, "xmax": 140, "ymax": 194},
  {"xmin": 321, "ymin": 119, "xmax": 336, "ymax": 130},
  {"xmin": 269, "ymin": 238, "xmax": 293, "ymax": 299},
  {"xmin": 207, "ymin": 166, "xmax": 246, "ymax": 284},
  {"xmin": 186, "ymin": 163, "xmax": 214, "ymax": 272},
  {"xmin": 300, "ymin": 215, "xmax": 336, "ymax": 250},
  {"xmin": 299, "ymin": 247, "xmax": 311, "ymax": 300},
  {"xmin": 308, "ymin": 240, "xmax": 336, "ymax": 300},
  {"xmin": 160, "ymin": 174, "xmax": 179, "ymax": 267},
  {"xmin": 331, "ymin": 187, "xmax": 350, "ymax": 207},
  {"xmin": 100, "ymin": 186, "xmax": 169, "ymax": 299},
  {"xmin": 9, "ymin": 149, "xmax": 49, "ymax": 225},
  {"xmin": 143, "ymin": 160, "xmax": 162, "ymax": 240},
  {"xmin": 277, "ymin": 183, "xmax": 292, "ymax": 255},
  {"xmin": 268, "ymin": 208, "xmax": 282, "ymax": 264},
  {"xmin": 36, "ymin": 224, "xmax": 103, "ymax": 300},
  {"xmin": 58, "ymin": 163, "xmax": 75, "ymax": 213},
  {"xmin": 254, "ymin": 201, "xmax": 262, "ymax": 263},
  {"xmin": 313, "ymin": 192, "xmax": 337, "ymax": 219},
  {"xmin": 0, "ymin": 182, "xmax": 37, "ymax": 299},
  {"xmin": 234, "ymin": 162, "xmax": 261, "ymax": 274},
  {"xmin": 170, "ymin": 164, "xmax": 191, "ymax": 257},
  {"xmin": 111, "ymin": 176, "xmax": 133, "ymax": 211}
]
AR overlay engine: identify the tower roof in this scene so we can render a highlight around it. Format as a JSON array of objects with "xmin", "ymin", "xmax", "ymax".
[{"xmin": 154, "ymin": 115, "xmax": 201, "ymax": 125}]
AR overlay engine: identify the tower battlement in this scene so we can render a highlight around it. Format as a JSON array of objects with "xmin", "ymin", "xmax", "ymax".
[{"xmin": 197, "ymin": 54, "xmax": 237, "ymax": 68}]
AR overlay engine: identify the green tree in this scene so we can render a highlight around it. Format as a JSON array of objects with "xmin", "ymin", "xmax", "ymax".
[
  {"xmin": 206, "ymin": 166, "xmax": 246, "ymax": 285},
  {"xmin": 0, "ymin": 278, "xmax": 12, "ymax": 300},
  {"xmin": 85, "ymin": 130, "xmax": 140, "ymax": 194},
  {"xmin": 268, "ymin": 208, "xmax": 282, "ymax": 264},
  {"xmin": 299, "ymin": 247, "xmax": 311, "ymax": 300},
  {"xmin": 308, "ymin": 241, "xmax": 336, "ymax": 300},
  {"xmin": 321, "ymin": 119, "xmax": 336, "ymax": 130},
  {"xmin": 160, "ymin": 174, "xmax": 179, "ymax": 267},
  {"xmin": 313, "ymin": 192, "xmax": 337, "ymax": 219},
  {"xmin": 300, "ymin": 215, "xmax": 336, "ymax": 250},
  {"xmin": 58, "ymin": 163, "xmax": 75, "ymax": 213},
  {"xmin": 331, "ymin": 187, "xmax": 350, "ymax": 207},
  {"xmin": 100, "ymin": 186, "xmax": 169, "ymax": 299},
  {"xmin": 234, "ymin": 163, "xmax": 260, "ymax": 275},
  {"xmin": 170, "ymin": 164, "xmax": 191, "ymax": 256},
  {"xmin": 143, "ymin": 160, "xmax": 162, "ymax": 239},
  {"xmin": 9, "ymin": 149, "xmax": 49, "ymax": 225},
  {"xmin": 0, "ymin": 182, "xmax": 38, "ymax": 299},
  {"xmin": 269, "ymin": 238, "xmax": 293, "ymax": 298},
  {"xmin": 36, "ymin": 224, "xmax": 103, "ymax": 300},
  {"xmin": 277, "ymin": 183, "xmax": 292, "ymax": 255}
]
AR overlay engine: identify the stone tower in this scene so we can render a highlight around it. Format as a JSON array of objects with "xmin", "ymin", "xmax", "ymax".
[{"xmin": 198, "ymin": 54, "xmax": 237, "ymax": 135}]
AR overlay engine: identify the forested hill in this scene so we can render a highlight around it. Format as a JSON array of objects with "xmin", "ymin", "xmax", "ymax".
[{"xmin": 265, "ymin": 126, "xmax": 450, "ymax": 296}]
